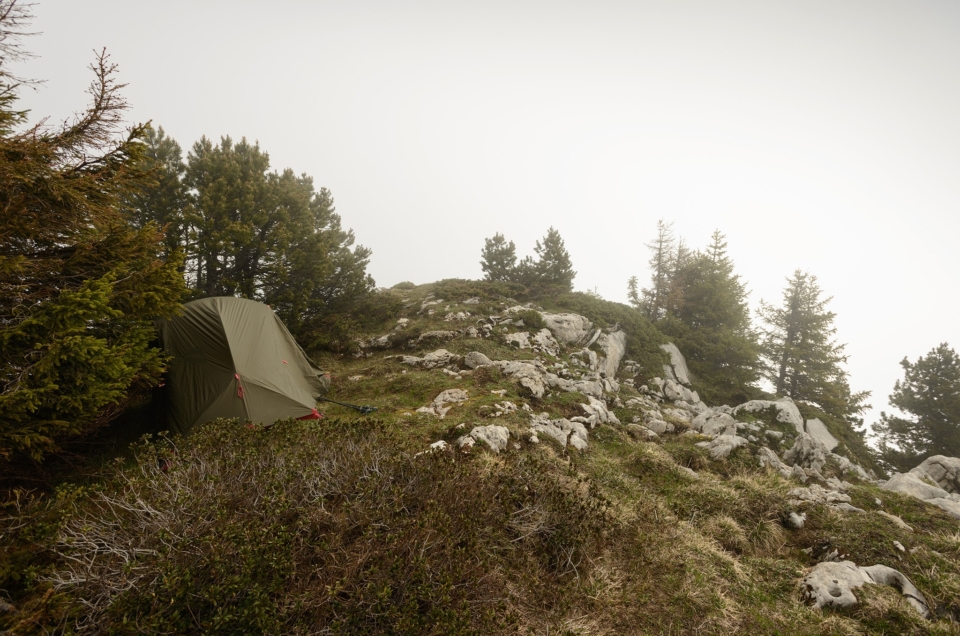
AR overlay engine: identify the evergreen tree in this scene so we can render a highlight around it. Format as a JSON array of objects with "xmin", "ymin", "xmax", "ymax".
[
  {"xmin": 874, "ymin": 344, "xmax": 960, "ymax": 472},
  {"xmin": 128, "ymin": 125, "xmax": 188, "ymax": 256},
  {"xmin": 627, "ymin": 275, "xmax": 641, "ymax": 308},
  {"xmin": 659, "ymin": 231, "xmax": 759, "ymax": 404},
  {"xmin": 757, "ymin": 270, "xmax": 868, "ymax": 423},
  {"xmin": 531, "ymin": 227, "xmax": 575, "ymax": 292},
  {"xmin": 479, "ymin": 233, "xmax": 517, "ymax": 282},
  {"xmin": 0, "ymin": 15, "xmax": 184, "ymax": 459},
  {"xmin": 640, "ymin": 219, "xmax": 675, "ymax": 320}
]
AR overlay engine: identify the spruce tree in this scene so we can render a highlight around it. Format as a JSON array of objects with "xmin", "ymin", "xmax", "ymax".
[
  {"xmin": 659, "ymin": 231, "xmax": 759, "ymax": 404},
  {"xmin": 757, "ymin": 270, "xmax": 868, "ymax": 423},
  {"xmin": 0, "ymin": 13, "xmax": 184, "ymax": 459},
  {"xmin": 640, "ymin": 219, "xmax": 675, "ymax": 320},
  {"xmin": 873, "ymin": 343, "xmax": 960, "ymax": 472},
  {"xmin": 479, "ymin": 233, "xmax": 517, "ymax": 282},
  {"xmin": 532, "ymin": 227, "xmax": 575, "ymax": 292}
]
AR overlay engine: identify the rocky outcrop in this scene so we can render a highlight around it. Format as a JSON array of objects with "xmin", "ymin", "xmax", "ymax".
[
  {"xmin": 575, "ymin": 395, "xmax": 620, "ymax": 427},
  {"xmin": 732, "ymin": 398, "xmax": 804, "ymax": 434},
  {"xmin": 691, "ymin": 411, "xmax": 737, "ymax": 436},
  {"xmin": 782, "ymin": 433, "xmax": 829, "ymax": 473},
  {"xmin": 804, "ymin": 418, "xmax": 839, "ymax": 451},
  {"xmin": 529, "ymin": 413, "xmax": 589, "ymax": 450},
  {"xmin": 881, "ymin": 471, "xmax": 960, "ymax": 519},
  {"xmin": 696, "ymin": 434, "xmax": 748, "ymax": 460},
  {"xmin": 540, "ymin": 312, "xmax": 593, "ymax": 345},
  {"xmin": 462, "ymin": 425, "xmax": 510, "ymax": 453},
  {"xmin": 801, "ymin": 561, "xmax": 928, "ymax": 617},
  {"xmin": 910, "ymin": 455, "xmax": 960, "ymax": 493},
  {"xmin": 597, "ymin": 331, "xmax": 627, "ymax": 379},
  {"xmin": 416, "ymin": 389, "xmax": 468, "ymax": 419},
  {"xmin": 400, "ymin": 349, "xmax": 461, "ymax": 369},
  {"xmin": 660, "ymin": 343, "xmax": 692, "ymax": 386}
]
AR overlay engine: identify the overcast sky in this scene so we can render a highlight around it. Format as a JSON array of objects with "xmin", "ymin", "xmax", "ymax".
[{"xmin": 18, "ymin": 0, "xmax": 960, "ymax": 428}]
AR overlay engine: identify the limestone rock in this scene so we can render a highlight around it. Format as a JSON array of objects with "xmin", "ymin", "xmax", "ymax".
[
  {"xmin": 859, "ymin": 565, "xmax": 929, "ymax": 617},
  {"xmin": 543, "ymin": 373, "xmax": 604, "ymax": 399},
  {"xmin": 805, "ymin": 418, "xmax": 839, "ymax": 452},
  {"xmin": 910, "ymin": 455, "xmax": 960, "ymax": 493},
  {"xmin": 468, "ymin": 425, "xmax": 510, "ymax": 453},
  {"xmin": 875, "ymin": 510, "xmax": 913, "ymax": 532},
  {"xmin": 660, "ymin": 342, "xmax": 692, "ymax": 386},
  {"xmin": 732, "ymin": 398, "xmax": 804, "ymax": 434},
  {"xmin": 783, "ymin": 433, "xmax": 829, "ymax": 473},
  {"xmin": 400, "ymin": 348, "xmax": 461, "ymax": 369},
  {"xmin": 801, "ymin": 561, "xmax": 871, "ymax": 609},
  {"xmin": 787, "ymin": 484, "xmax": 852, "ymax": 507},
  {"xmin": 464, "ymin": 351, "xmax": 494, "ymax": 369},
  {"xmin": 691, "ymin": 410, "xmax": 737, "ymax": 436},
  {"xmin": 576, "ymin": 395, "xmax": 620, "ymax": 427},
  {"xmin": 758, "ymin": 446, "xmax": 793, "ymax": 479},
  {"xmin": 626, "ymin": 424, "xmax": 659, "ymax": 441},
  {"xmin": 494, "ymin": 360, "xmax": 547, "ymax": 399},
  {"xmin": 530, "ymin": 413, "xmax": 589, "ymax": 450},
  {"xmin": 597, "ymin": 330, "xmax": 627, "ymax": 379},
  {"xmin": 417, "ymin": 389, "xmax": 469, "ymax": 419},
  {"xmin": 540, "ymin": 312, "xmax": 593, "ymax": 345},
  {"xmin": 881, "ymin": 471, "xmax": 960, "ymax": 519},
  {"xmin": 505, "ymin": 331, "xmax": 531, "ymax": 349},
  {"xmin": 696, "ymin": 434, "xmax": 749, "ymax": 460},
  {"xmin": 644, "ymin": 418, "xmax": 674, "ymax": 435},
  {"xmin": 415, "ymin": 330, "xmax": 457, "ymax": 344}
]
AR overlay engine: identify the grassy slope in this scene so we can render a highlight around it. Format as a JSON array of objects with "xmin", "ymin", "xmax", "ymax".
[{"xmin": 2, "ymin": 281, "xmax": 960, "ymax": 635}]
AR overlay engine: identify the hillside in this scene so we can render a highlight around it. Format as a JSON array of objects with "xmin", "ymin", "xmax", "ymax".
[{"xmin": 3, "ymin": 280, "xmax": 960, "ymax": 635}]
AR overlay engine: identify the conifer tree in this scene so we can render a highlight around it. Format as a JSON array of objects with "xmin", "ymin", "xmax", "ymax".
[
  {"xmin": 641, "ymin": 219, "xmax": 675, "ymax": 320},
  {"xmin": 480, "ymin": 233, "xmax": 518, "ymax": 282},
  {"xmin": 757, "ymin": 270, "xmax": 868, "ymax": 422},
  {"xmin": 659, "ymin": 231, "xmax": 759, "ymax": 404},
  {"xmin": 128, "ymin": 125, "xmax": 188, "ymax": 256},
  {"xmin": 0, "ymin": 7, "xmax": 184, "ymax": 459},
  {"xmin": 873, "ymin": 343, "xmax": 960, "ymax": 472},
  {"xmin": 531, "ymin": 227, "xmax": 575, "ymax": 292}
]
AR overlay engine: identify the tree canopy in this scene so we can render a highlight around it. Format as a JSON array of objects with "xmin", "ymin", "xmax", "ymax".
[
  {"xmin": 478, "ymin": 227, "xmax": 575, "ymax": 293},
  {"xmin": 873, "ymin": 343, "xmax": 960, "ymax": 472},
  {"xmin": 0, "ymin": 14, "xmax": 184, "ymax": 459}
]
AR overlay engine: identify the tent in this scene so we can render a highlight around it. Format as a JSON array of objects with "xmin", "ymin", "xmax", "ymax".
[{"xmin": 157, "ymin": 296, "xmax": 330, "ymax": 435}]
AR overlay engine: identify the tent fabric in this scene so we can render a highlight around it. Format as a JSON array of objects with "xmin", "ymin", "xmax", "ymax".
[{"xmin": 158, "ymin": 296, "xmax": 329, "ymax": 435}]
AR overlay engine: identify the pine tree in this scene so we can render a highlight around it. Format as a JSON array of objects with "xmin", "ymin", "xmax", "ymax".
[
  {"xmin": 873, "ymin": 343, "xmax": 960, "ymax": 472},
  {"xmin": 640, "ymin": 219, "xmax": 675, "ymax": 320},
  {"xmin": 479, "ymin": 233, "xmax": 517, "ymax": 282},
  {"xmin": 757, "ymin": 270, "xmax": 868, "ymax": 423},
  {"xmin": 627, "ymin": 276, "xmax": 641, "ymax": 308},
  {"xmin": 659, "ymin": 231, "xmax": 759, "ymax": 404},
  {"xmin": 128, "ymin": 125, "xmax": 188, "ymax": 256},
  {"xmin": 531, "ymin": 227, "xmax": 575, "ymax": 292},
  {"xmin": 0, "ymin": 11, "xmax": 184, "ymax": 460}
]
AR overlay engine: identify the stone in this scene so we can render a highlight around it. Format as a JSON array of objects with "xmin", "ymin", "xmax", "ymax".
[
  {"xmin": 597, "ymin": 330, "xmax": 627, "ymax": 379},
  {"xmin": 786, "ymin": 512, "xmax": 807, "ymax": 529},
  {"xmin": 415, "ymin": 330, "xmax": 457, "ymax": 344},
  {"xmin": 910, "ymin": 455, "xmax": 960, "ymax": 493},
  {"xmin": 787, "ymin": 484, "xmax": 852, "ymax": 507},
  {"xmin": 676, "ymin": 465, "xmax": 699, "ymax": 479},
  {"xmin": 540, "ymin": 312, "xmax": 593, "ymax": 345},
  {"xmin": 644, "ymin": 418, "xmax": 674, "ymax": 435},
  {"xmin": 493, "ymin": 360, "xmax": 547, "ymax": 399},
  {"xmin": 626, "ymin": 423, "xmax": 659, "ymax": 440},
  {"xmin": 691, "ymin": 410, "xmax": 737, "ymax": 436},
  {"xmin": 696, "ymin": 434, "xmax": 749, "ymax": 460},
  {"xmin": 662, "ymin": 379, "xmax": 683, "ymax": 402},
  {"xmin": 456, "ymin": 435, "xmax": 476, "ymax": 449},
  {"xmin": 531, "ymin": 328, "xmax": 561, "ymax": 356},
  {"xmin": 464, "ymin": 351, "xmax": 494, "ymax": 369},
  {"xmin": 859, "ymin": 565, "xmax": 929, "ymax": 617},
  {"xmin": 801, "ymin": 561, "xmax": 872, "ymax": 609},
  {"xmin": 834, "ymin": 503, "xmax": 866, "ymax": 513},
  {"xmin": 875, "ymin": 510, "xmax": 913, "ymax": 532},
  {"xmin": 399, "ymin": 348, "xmax": 461, "ymax": 369},
  {"xmin": 505, "ymin": 331, "xmax": 532, "ymax": 349},
  {"xmin": 660, "ymin": 342, "xmax": 692, "ymax": 386},
  {"xmin": 758, "ymin": 446, "xmax": 793, "ymax": 478},
  {"xmin": 543, "ymin": 373, "xmax": 604, "ymax": 399},
  {"xmin": 576, "ymin": 395, "xmax": 620, "ymax": 427},
  {"xmin": 805, "ymin": 418, "xmax": 839, "ymax": 452},
  {"xmin": 881, "ymin": 471, "xmax": 960, "ymax": 519},
  {"xmin": 732, "ymin": 398, "xmax": 804, "ymax": 434},
  {"xmin": 530, "ymin": 413, "xmax": 589, "ymax": 450},
  {"xmin": 783, "ymin": 433, "xmax": 829, "ymax": 473},
  {"xmin": 417, "ymin": 389, "xmax": 469, "ymax": 419},
  {"xmin": 469, "ymin": 425, "xmax": 511, "ymax": 453}
]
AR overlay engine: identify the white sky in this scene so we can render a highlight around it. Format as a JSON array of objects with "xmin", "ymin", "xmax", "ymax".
[{"xmin": 17, "ymin": 0, "xmax": 960, "ymax": 427}]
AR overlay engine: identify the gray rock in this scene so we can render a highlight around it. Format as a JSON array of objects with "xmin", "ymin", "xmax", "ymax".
[
  {"xmin": 875, "ymin": 510, "xmax": 913, "ymax": 532},
  {"xmin": 691, "ymin": 410, "xmax": 737, "ymax": 436},
  {"xmin": 732, "ymin": 398, "xmax": 804, "ymax": 434},
  {"xmin": 859, "ymin": 565, "xmax": 929, "ymax": 617},
  {"xmin": 788, "ymin": 484, "xmax": 852, "ymax": 507},
  {"xmin": 400, "ymin": 348, "xmax": 461, "ymax": 369},
  {"xmin": 883, "ymin": 472, "xmax": 951, "ymax": 501},
  {"xmin": 626, "ymin": 423, "xmax": 659, "ymax": 441},
  {"xmin": 543, "ymin": 373, "xmax": 604, "ymax": 399},
  {"xmin": 660, "ymin": 343, "xmax": 692, "ymax": 386},
  {"xmin": 910, "ymin": 455, "xmax": 960, "ymax": 493},
  {"xmin": 786, "ymin": 511, "xmax": 807, "ymax": 529},
  {"xmin": 530, "ymin": 414, "xmax": 589, "ymax": 450},
  {"xmin": 834, "ymin": 503, "xmax": 866, "ymax": 513},
  {"xmin": 758, "ymin": 446, "xmax": 793, "ymax": 479},
  {"xmin": 644, "ymin": 418, "xmax": 674, "ymax": 435},
  {"xmin": 469, "ymin": 425, "xmax": 511, "ymax": 453},
  {"xmin": 783, "ymin": 433, "xmax": 829, "ymax": 473},
  {"xmin": 805, "ymin": 418, "xmax": 839, "ymax": 452},
  {"xmin": 597, "ymin": 330, "xmax": 627, "ymax": 379},
  {"xmin": 531, "ymin": 328, "xmax": 561, "ymax": 356},
  {"xmin": 540, "ymin": 312, "xmax": 593, "ymax": 345},
  {"xmin": 696, "ymin": 434, "xmax": 749, "ymax": 460},
  {"xmin": 505, "ymin": 331, "xmax": 531, "ymax": 349},
  {"xmin": 416, "ymin": 389, "xmax": 469, "ymax": 419},
  {"xmin": 577, "ymin": 395, "xmax": 620, "ymax": 427},
  {"xmin": 801, "ymin": 561, "xmax": 872, "ymax": 609},
  {"xmin": 464, "ymin": 351, "xmax": 494, "ymax": 369},
  {"xmin": 494, "ymin": 360, "xmax": 547, "ymax": 398}
]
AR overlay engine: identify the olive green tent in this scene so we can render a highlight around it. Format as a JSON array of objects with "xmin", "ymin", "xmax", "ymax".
[{"xmin": 158, "ymin": 296, "xmax": 329, "ymax": 435}]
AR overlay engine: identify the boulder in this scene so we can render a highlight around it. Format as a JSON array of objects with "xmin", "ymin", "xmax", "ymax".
[
  {"xmin": 696, "ymin": 434, "xmax": 749, "ymax": 460},
  {"xmin": 805, "ymin": 418, "xmax": 839, "ymax": 452},
  {"xmin": 505, "ymin": 331, "xmax": 531, "ymax": 349},
  {"xmin": 660, "ymin": 343, "xmax": 692, "ymax": 386},
  {"xmin": 416, "ymin": 389, "xmax": 469, "ymax": 419},
  {"xmin": 543, "ymin": 373, "xmax": 604, "ymax": 399},
  {"xmin": 758, "ymin": 446, "xmax": 792, "ymax": 479},
  {"xmin": 691, "ymin": 410, "xmax": 737, "ymax": 436},
  {"xmin": 787, "ymin": 484, "xmax": 852, "ymax": 507},
  {"xmin": 801, "ymin": 561, "xmax": 928, "ymax": 617},
  {"xmin": 540, "ymin": 312, "xmax": 593, "ymax": 345},
  {"xmin": 881, "ymin": 472, "xmax": 960, "ymax": 519},
  {"xmin": 644, "ymin": 418, "xmax": 674, "ymax": 435},
  {"xmin": 400, "ymin": 348, "xmax": 461, "ymax": 369},
  {"xmin": 597, "ymin": 330, "xmax": 627, "ymax": 379},
  {"xmin": 782, "ymin": 433, "xmax": 828, "ymax": 473},
  {"xmin": 464, "ymin": 351, "xmax": 494, "ymax": 369},
  {"xmin": 468, "ymin": 425, "xmax": 511, "ymax": 453},
  {"xmin": 576, "ymin": 395, "xmax": 620, "ymax": 427},
  {"xmin": 494, "ymin": 360, "xmax": 547, "ymax": 399},
  {"xmin": 910, "ymin": 455, "xmax": 960, "ymax": 493},
  {"xmin": 732, "ymin": 398, "xmax": 804, "ymax": 434},
  {"xmin": 530, "ymin": 414, "xmax": 589, "ymax": 450},
  {"xmin": 626, "ymin": 424, "xmax": 659, "ymax": 441},
  {"xmin": 531, "ymin": 328, "xmax": 561, "ymax": 356}
]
